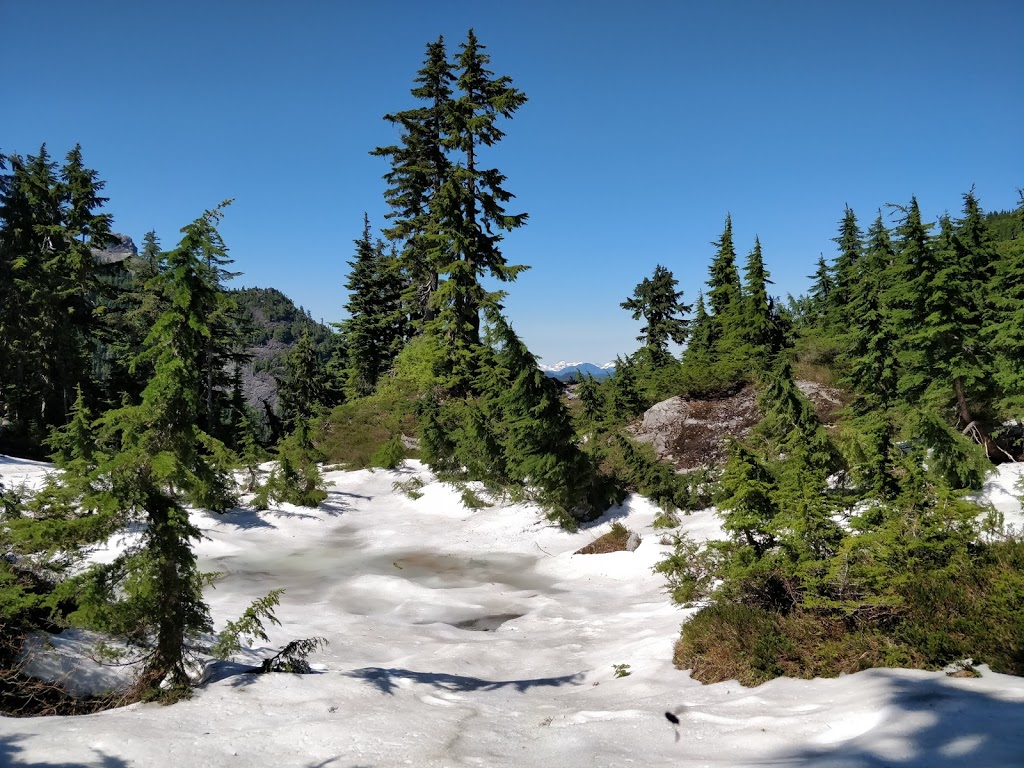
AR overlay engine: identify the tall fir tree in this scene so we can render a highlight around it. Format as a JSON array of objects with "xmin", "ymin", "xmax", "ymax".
[
  {"xmin": 430, "ymin": 29, "xmax": 529, "ymax": 391},
  {"xmin": 342, "ymin": 215, "xmax": 407, "ymax": 398},
  {"xmin": 372, "ymin": 36, "xmax": 454, "ymax": 329},
  {"xmin": 52, "ymin": 205, "xmax": 237, "ymax": 696},
  {"xmin": 620, "ymin": 264, "xmax": 690, "ymax": 367},
  {"xmin": 706, "ymin": 214, "xmax": 743, "ymax": 340},
  {"xmin": 988, "ymin": 192, "xmax": 1024, "ymax": 416},
  {"xmin": 738, "ymin": 236, "xmax": 783, "ymax": 372},
  {"xmin": 828, "ymin": 205, "xmax": 863, "ymax": 328}
]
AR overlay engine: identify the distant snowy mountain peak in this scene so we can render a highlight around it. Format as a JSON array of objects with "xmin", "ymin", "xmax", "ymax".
[
  {"xmin": 539, "ymin": 360, "xmax": 585, "ymax": 372},
  {"xmin": 538, "ymin": 360, "xmax": 616, "ymax": 381}
]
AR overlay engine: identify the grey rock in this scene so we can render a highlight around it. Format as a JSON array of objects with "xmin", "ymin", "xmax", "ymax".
[
  {"xmin": 91, "ymin": 233, "xmax": 137, "ymax": 264},
  {"xmin": 625, "ymin": 532, "xmax": 642, "ymax": 552}
]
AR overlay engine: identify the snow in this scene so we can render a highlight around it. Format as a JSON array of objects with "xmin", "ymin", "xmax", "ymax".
[
  {"xmin": 2, "ymin": 456, "xmax": 1024, "ymax": 767},
  {"xmin": 537, "ymin": 360, "xmax": 585, "ymax": 372}
]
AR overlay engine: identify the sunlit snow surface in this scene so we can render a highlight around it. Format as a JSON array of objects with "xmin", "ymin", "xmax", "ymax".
[{"xmin": 2, "ymin": 457, "xmax": 1024, "ymax": 767}]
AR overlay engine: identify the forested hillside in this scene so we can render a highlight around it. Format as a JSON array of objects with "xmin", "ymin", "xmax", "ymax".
[{"xmin": 1, "ymin": 26, "xmax": 1023, "ymax": 715}]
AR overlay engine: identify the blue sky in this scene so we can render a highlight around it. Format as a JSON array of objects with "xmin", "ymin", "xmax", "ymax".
[{"xmin": 4, "ymin": 1, "xmax": 1022, "ymax": 365}]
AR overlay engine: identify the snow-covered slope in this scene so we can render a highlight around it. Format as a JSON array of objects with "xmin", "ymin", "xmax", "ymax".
[{"xmin": 2, "ymin": 457, "xmax": 1023, "ymax": 767}]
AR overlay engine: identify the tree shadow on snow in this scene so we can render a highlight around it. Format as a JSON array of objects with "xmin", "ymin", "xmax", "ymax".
[
  {"xmin": 0, "ymin": 733, "xmax": 130, "ymax": 767},
  {"xmin": 771, "ymin": 672, "xmax": 1024, "ymax": 767},
  {"xmin": 346, "ymin": 666, "xmax": 584, "ymax": 696}
]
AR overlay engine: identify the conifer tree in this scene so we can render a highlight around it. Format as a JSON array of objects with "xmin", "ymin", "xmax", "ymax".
[
  {"xmin": 0, "ymin": 145, "xmax": 112, "ymax": 450},
  {"xmin": 706, "ymin": 215, "xmax": 743, "ymax": 337},
  {"xmin": 430, "ymin": 29, "xmax": 529, "ymax": 390},
  {"xmin": 680, "ymin": 292, "xmax": 714, "ymax": 372},
  {"xmin": 620, "ymin": 264, "xmax": 690, "ymax": 367},
  {"xmin": 342, "ymin": 215, "xmax": 407, "ymax": 397},
  {"xmin": 278, "ymin": 330, "xmax": 333, "ymax": 426},
  {"xmin": 717, "ymin": 439, "xmax": 778, "ymax": 557},
  {"xmin": 885, "ymin": 197, "xmax": 939, "ymax": 401},
  {"xmin": 576, "ymin": 373, "xmax": 606, "ymax": 432},
  {"xmin": 805, "ymin": 255, "xmax": 834, "ymax": 326},
  {"xmin": 610, "ymin": 355, "xmax": 645, "ymax": 420},
  {"xmin": 738, "ymin": 237, "xmax": 782, "ymax": 371},
  {"xmin": 53, "ymin": 204, "xmax": 238, "ymax": 696},
  {"xmin": 485, "ymin": 312, "xmax": 595, "ymax": 524},
  {"xmin": 828, "ymin": 205, "xmax": 863, "ymax": 328},
  {"xmin": 988, "ymin": 192, "xmax": 1024, "ymax": 415},
  {"xmin": 372, "ymin": 36, "xmax": 454, "ymax": 329}
]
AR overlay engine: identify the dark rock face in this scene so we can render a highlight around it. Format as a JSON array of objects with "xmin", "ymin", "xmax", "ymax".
[{"xmin": 91, "ymin": 233, "xmax": 138, "ymax": 264}]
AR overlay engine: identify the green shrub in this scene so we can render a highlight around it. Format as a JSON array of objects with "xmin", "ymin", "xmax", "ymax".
[{"xmin": 370, "ymin": 436, "xmax": 406, "ymax": 470}]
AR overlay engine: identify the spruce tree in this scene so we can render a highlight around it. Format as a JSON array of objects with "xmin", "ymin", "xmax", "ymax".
[
  {"xmin": 829, "ymin": 205, "xmax": 863, "ymax": 328},
  {"xmin": 342, "ymin": 214, "xmax": 407, "ymax": 398},
  {"xmin": 0, "ymin": 145, "xmax": 112, "ymax": 450},
  {"xmin": 54, "ymin": 204, "xmax": 237, "ymax": 696},
  {"xmin": 738, "ymin": 237, "xmax": 782, "ymax": 372},
  {"xmin": 372, "ymin": 36, "xmax": 454, "ymax": 329},
  {"xmin": 805, "ymin": 254, "xmax": 834, "ymax": 326},
  {"xmin": 706, "ymin": 215, "xmax": 742, "ymax": 338},
  {"xmin": 430, "ymin": 29, "xmax": 529, "ymax": 390},
  {"xmin": 620, "ymin": 264, "xmax": 690, "ymax": 367},
  {"xmin": 988, "ymin": 192, "xmax": 1024, "ymax": 416}
]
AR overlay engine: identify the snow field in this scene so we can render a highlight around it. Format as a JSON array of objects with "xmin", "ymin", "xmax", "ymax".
[{"xmin": 1, "ymin": 458, "xmax": 1024, "ymax": 766}]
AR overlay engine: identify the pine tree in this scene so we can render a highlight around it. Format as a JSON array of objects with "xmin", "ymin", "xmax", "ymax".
[
  {"xmin": 680, "ymin": 292, "xmax": 714, "ymax": 372},
  {"xmin": 620, "ymin": 264, "xmax": 690, "ymax": 367},
  {"xmin": 805, "ymin": 255, "xmax": 834, "ymax": 326},
  {"xmin": 829, "ymin": 205, "xmax": 863, "ymax": 328},
  {"xmin": 342, "ymin": 215, "xmax": 407, "ymax": 398},
  {"xmin": 55, "ymin": 204, "xmax": 238, "ymax": 696},
  {"xmin": 0, "ymin": 145, "xmax": 112, "ymax": 451},
  {"xmin": 372, "ymin": 36, "xmax": 454, "ymax": 330},
  {"xmin": 430, "ymin": 29, "xmax": 529, "ymax": 390},
  {"xmin": 988, "ymin": 192, "xmax": 1024, "ymax": 416},
  {"xmin": 738, "ymin": 237, "xmax": 781, "ymax": 372},
  {"xmin": 706, "ymin": 214, "xmax": 743, "ymax": 341}
]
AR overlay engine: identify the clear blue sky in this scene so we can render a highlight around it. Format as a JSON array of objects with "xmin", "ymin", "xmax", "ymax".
[{"xmin": 5, "ymin": 1, "xmax": 1022, "ymax": 365}]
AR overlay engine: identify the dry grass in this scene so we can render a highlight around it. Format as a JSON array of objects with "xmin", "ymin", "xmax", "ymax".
[{"xmin": 576, "ymin": 522, "xmax": 633, "ymax": 555}]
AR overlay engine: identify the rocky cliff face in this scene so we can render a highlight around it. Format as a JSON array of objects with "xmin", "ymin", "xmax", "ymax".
[
  {"xmin": 91, "ymin": 233, "xmax": 137, "ymax": 264},
  {"xmin": 629, "ymin": 380, "xmax": 845, "ymax": 470}
]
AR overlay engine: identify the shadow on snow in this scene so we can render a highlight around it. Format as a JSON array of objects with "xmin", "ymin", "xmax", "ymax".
[{"xmin": 346, "ymin": 666, "xmax": 584, "ymax": 696}]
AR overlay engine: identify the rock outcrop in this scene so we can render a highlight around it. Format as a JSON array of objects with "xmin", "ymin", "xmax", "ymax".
[
  {"xmin": 91, "ymin": 233, "xmax": 137, "ymax": 264},
  {"xmin": 629, "ymin": 380, "xmax": 846, "ymax": 470}
]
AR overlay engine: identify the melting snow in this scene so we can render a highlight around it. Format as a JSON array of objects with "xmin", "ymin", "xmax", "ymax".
[{"xmin": 2, "ymin": 457, "xmax": 1023, "ymax": 766}]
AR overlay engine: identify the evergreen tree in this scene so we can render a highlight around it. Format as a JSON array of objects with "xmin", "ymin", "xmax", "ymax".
[
  {"xmin": 430, "ymin": 29, "xmax": 529, "ymax": 390},
  {"xmin": 706, "ymin": 214, "xmax": 742, "ymax": 341},
  {"xmin": 372, "ymin": 36, "xmax": 454, "ymax": 330},
  {"xmin": 53, "ymin": 204, "xmax": 238, "ymax": 696},
  {"xmin": 278, "ymin": 330, "xmax": 333, "ymax": 426},
  {"xmin": 717, "ymin": 439, "xmax": 778, "ymax": 557},
  {"xmin": 620, "ymin": 264, "xmax": 690, "ymax": 367},
  {"xmin": 576, "ymin": 373, "xmax": 606, "ymax": 432},
  {"xmin": 829, "ymin": 205, "xmax": 863, "ymax": 327},
  {"xmin": 738, "ymin": 236, "xmax": 781, "ymax": 371},
  {"xmin": 680, "ymin": 291, "xmax": 714, "ymax": 372},
  {"xmin": 610, "ymin": 355, "xmax": 645, "ymax": 420},
  {"xmin": 342, "ymin": 215, "xmax": 407, "ymax": 398},
  {"xmin": 485, "ymin": 312, "xmax": 596, "ymax": 525},
  {"xmin": 805, "ymin": 255, "xmax": 834, "ymax": 326},
  {"xmin": 0, "ymin": 145, "xmax": 113, "ymax": 453},
  {"xmin": 988, "ymin": 192, "xmax": 1024, "ymax": 415}
]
